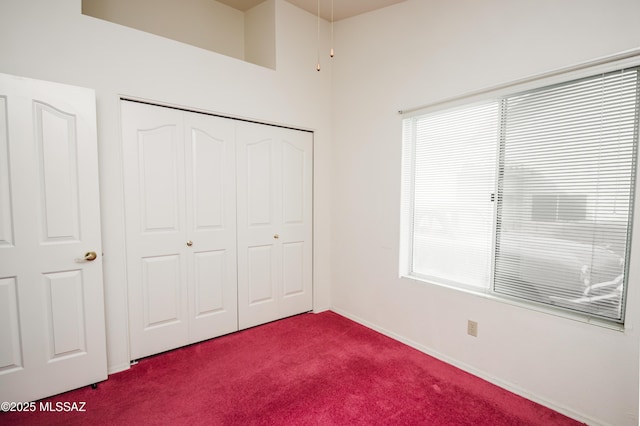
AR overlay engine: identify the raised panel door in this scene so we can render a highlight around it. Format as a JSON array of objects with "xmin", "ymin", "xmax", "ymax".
[
  {"xmin": 0, "ymin": 73, "xmax": 107, "ymax": 402},
  {"xmin": 183, "ymin": 112, "xmax": 237, "ymax": 343},
  {"xmin": 122, "ymin": 103, "xmax": 239, "ymax": 359},
  {"xmin": 121, "ymin": 101, "xmax": 189, "ymax": 360},
  {"xmin": 237, "ymin": 122, "xmax": 312, "ymax": 329},
  {"xmin": 279, "ymin": 133, "xmax": 313, "ymax": 318}
]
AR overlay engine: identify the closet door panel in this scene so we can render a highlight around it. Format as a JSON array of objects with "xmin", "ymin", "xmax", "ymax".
[
  {"xmin": 278, "ymin": 131, "xmax": 313, "ymax": 317},
  {"xmin": 247, "ymin": 245, "xmax": 275, "ymax": 303},
  {"xmin": 184, "ymin": 112, "xmax": 237, "ymax": 343},
  {"xmin": 247, "ymin": 140, "xmax": 273, "ymax": 226},
  {"xmin": 282, "ymin": 242, "xmax": 304, "ymax": 296},
  {"xmin": 139, "ymin": 127, "xmax": 181, "ymax": 233},
  {"xmin": 237, "ymin": 129, "xmax": 279, "ymax": 328},
  {"xmin": 122, "ymin": 101, "xmax": 188, "ymax": 360},
  {"xmin": 141, "ymin": 254, "xmax": 182, "ymax": 328},
  {"xmin": 237, "ymin": 123, "xmax": 312, "ymax": 329},
  {"xmin": 282, "ymin": 141, "xmax": 305, "ymax": 224},
  {"xmin": 193, "ymin": 250, "xmax": 226, "ymax": 315},
  {"xmin": 191, "ymin": 129, "xmax": 224, "ymax": 228}
]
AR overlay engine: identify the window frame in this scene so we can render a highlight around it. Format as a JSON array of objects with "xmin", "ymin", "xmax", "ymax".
[{"xmin": 399, "ymin": 52, "xmax": 640, "ymax": 327}]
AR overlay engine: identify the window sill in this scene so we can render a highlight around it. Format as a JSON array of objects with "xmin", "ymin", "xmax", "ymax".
[{"xmin": 400, "ymin": 273, "xmax": 626, "ymax": 332}]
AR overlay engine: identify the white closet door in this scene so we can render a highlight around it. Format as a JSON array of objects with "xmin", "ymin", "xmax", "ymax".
[
  {"xmin": 183, "ymin": 112, "xmax": 237, "ymax": 343},
  {"xmin": 122, "ymin": 102, "xmax": 189, "ymax": 360},
  {"xmin": 236, "ymin": 122, "xmax": 313, "ymax": 329},
  {"xmin": 0, "ymin": 74, "xmax": 107, "ymax": 402},
  {"xmin": 122, "ymin": 101, "xmax": 238, "ymax": 360}
]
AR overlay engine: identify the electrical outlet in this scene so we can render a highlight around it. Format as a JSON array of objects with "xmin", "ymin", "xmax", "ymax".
[{"xmin": 467, "ymin": 320, "xmax": 478, "ymax": 337}]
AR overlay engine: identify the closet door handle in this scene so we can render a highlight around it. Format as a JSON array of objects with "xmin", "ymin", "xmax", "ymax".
[
  {"xmin": 186, "ymin": 240, "xmax": 193, "ymax": 247},
  {"xmin": 273, "ymin": 234, "xmax": 279, "ymax": 239}
]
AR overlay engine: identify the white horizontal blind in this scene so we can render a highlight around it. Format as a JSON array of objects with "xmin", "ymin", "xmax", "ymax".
[
  {"xmin": 494, "ymin": 68, "xmax": 638, "ymax": 321},
  {"xmin": 409, "ymin": 102, "xmax": 499, "ymax": 289}
]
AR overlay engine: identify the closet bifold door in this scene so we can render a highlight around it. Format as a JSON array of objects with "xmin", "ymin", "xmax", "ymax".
[
  {"xmin": 121, "ymin": 101, "xmax": 237, "ymax": 360},
  {"xmin": 236, "ymin": 122, "xmax": 313, "ymax": 330},
  {"xmin": 182, "ymin": 111, "xmax": 237, "ymax": 344},
  {"xmin": 122, "ymin": 102, "xmax": 188, "ymax": 360}
]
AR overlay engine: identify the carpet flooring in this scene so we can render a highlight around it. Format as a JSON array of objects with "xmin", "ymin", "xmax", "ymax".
[{"xmin": 2, "ymin": 311, "xmax": 583, "ymax": 425}]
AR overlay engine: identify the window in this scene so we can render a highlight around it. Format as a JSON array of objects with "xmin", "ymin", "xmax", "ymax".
[{"xmin": 401, "ymin": 66, "xmax": 639, "ymax": 323}]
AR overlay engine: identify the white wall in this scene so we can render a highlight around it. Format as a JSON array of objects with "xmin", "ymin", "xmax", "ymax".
[
  {"xmin": 0, "ymin": 0, "xmax": 332, "ymax": 374},
  {"xmin": 330, "ymin": 1, "xmax": 640, "ymax": 425},
  {"xmin": 245, "ymin": 0, "xmax": 276, "ymax": 69},
  {"xmin": 82, "ymin": 0, "xmax": 246, "ymax": 60}
]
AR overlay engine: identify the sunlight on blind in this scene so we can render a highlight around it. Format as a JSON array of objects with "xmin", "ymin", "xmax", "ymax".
[
  {"xmin": 410, "ymin": 102, "xmax": 499, "ymax": 289},
  {"xmin": 494, "ymin": 69, "xmax": 638, "ymax": 321}
]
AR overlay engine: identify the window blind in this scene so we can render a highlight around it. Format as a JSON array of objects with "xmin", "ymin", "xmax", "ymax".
[
  {"xmin": 410, "ymin": 102, "xmax": 499, "ymax": 289},
  {"xmin": 494, "ymin": 68, "xmax": 639, "ymax": 321}
]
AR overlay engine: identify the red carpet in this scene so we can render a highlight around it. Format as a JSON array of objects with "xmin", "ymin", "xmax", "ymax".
[{"xmin": 2, "ymin": 311, "xmax": 583, "ymax": 425}]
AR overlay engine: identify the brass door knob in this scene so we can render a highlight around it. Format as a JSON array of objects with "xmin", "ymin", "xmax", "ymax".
[
  {"xmin": 74, "ymin": 251, "xmax": 98, "ymax": 263},
  {"xmin": 84, "ymin": 251, "xmax": 97, "ymax": 261},
  {"xmin": 186, "ymin": 240, "xmax": 193, "ymax": 247},
  {"xmin": 273, "ymin": 234, "xmax": 279, "ymax": 239}
]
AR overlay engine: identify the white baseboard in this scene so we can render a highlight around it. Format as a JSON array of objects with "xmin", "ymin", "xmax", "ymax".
[{"xmin": 330, "ymin": 307, "xmax": 601, "ymax": 426}]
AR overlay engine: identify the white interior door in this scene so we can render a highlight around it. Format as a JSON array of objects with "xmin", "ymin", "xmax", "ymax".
[
  {"xmin": 236, "ymin": 122, "xmax": 313, "ymax": 329},
  {"xmin": 122, "ymin": 101, "xmax": 238, "ymax": 360},
  {"xmin": 0, "ymin": 74, "xmax": 107, "ymax": 402}
]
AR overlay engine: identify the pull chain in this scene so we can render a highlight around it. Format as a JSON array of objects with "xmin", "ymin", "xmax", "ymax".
[
  {"xmin": 316, "ymin": 0, "xmax": 321, "ymax": 71},
  {"xmin": 330, "ymin": 0, "xmax": 334, "ymax": 58}
]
